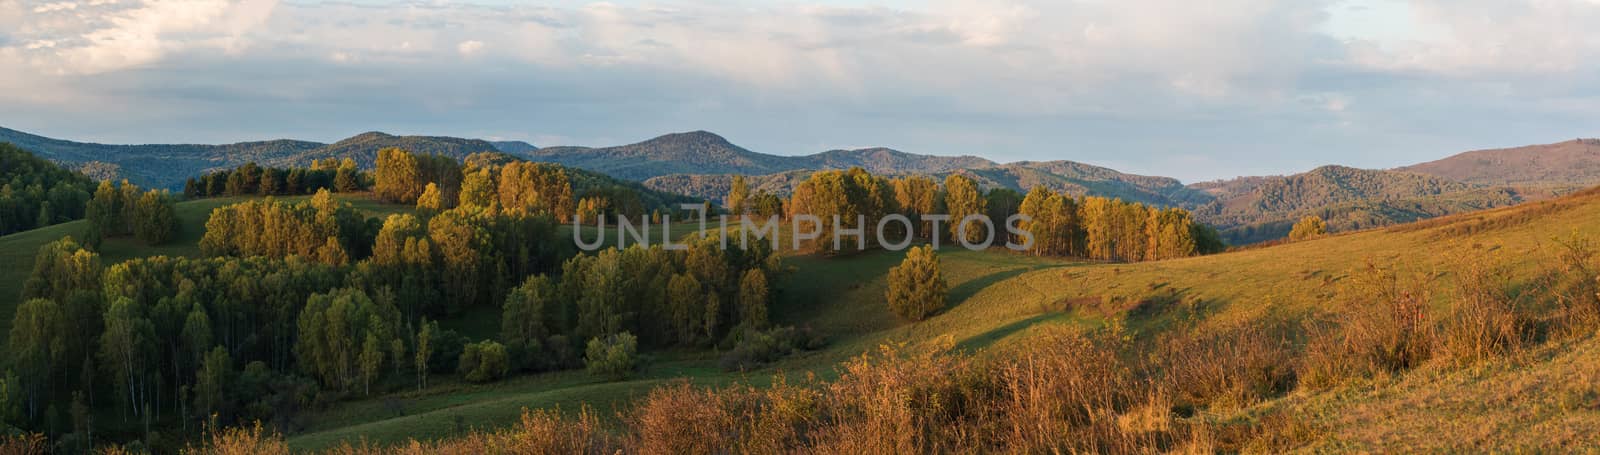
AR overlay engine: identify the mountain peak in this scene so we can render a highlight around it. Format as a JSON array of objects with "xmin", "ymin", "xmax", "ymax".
[{"xmin": 647, "ymin": 130, "xmax": 733, "ymax": 145}]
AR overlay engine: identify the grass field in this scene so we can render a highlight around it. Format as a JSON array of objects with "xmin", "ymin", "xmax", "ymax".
[{"xmin": 8, "ymin": 188, "xmax": 1600, "ymax": 451}]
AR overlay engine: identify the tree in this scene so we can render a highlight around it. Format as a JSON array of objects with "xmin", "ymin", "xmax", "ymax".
[
  {"xmin": 7, "ymin": 298, "xmax": 65, "ymax": 421},
  {"xmin": 295, "ymin": 288, "xmax": 401, "ymax": 391},
  {"xmin": 736, "ymin": 269, "xmax": 769, "ymax": 330},
  {"xmin": 727, "ymin": 175, "xmax": 749, "ymax": 215},
  {"xmin": 334, "ymin": 159, "xmax": 361, "ymax": 193},
  {"xmin": 1289, "ymin": 215, "xmax": 1327, "ymax": 241},
  {"xmin": 416, "ymin": 182, "xmax": 446, "ymax": 217},
  {"xmin": 415, "ymin": 319, "xmax": 435, "ymax": 391},
  {"xmin": 374, "ymin": 148, "xmax": 425, "ymax": 202},
  {"xmin": 886, "ymin": 246, "xmax": 948, "ymax": 322},
  {"xmin": 193, "ymin": 346, "xmax": 233, "ymax": 420},
  {"xmin": 132, "ymin": 190, "xmax": 179, "ymax": 245},
  {"xmin": 942, "ymin": 174, "xmax": 987, "ymax": 245},
  {"xmin": 458, "ymin": 340, "xmax": 509, "ymax": 383},
  {"xmin": 584, "ymin": 332, "xmax": 639, "ymax": 381},
  {"xmin": 502, "ymin": 275, "xmax": 555, "ymax": 370}
]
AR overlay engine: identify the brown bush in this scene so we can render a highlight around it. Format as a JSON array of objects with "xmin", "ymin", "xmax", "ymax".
[
  {"xmin": 1299, "ymin": 260, "xmax": 1437, "ymax": 388},
  {"xmin": 0, "ymin": 434, "xmax": 48, "ymax": 455},
  {"xmin": 1548, "ymin": 235, "xmax": 1600, "ymax": 338},
  {"xmin": 1160, "ymin": 322, "xmax": 1295, "ymax": 411},
  {"xmin": 185, "ymin": 423, "xmax": 290, "ymax": 455},
  {"xmin": 1435, "ymin": 250, "xmax": 1530, "ymax": 365}
]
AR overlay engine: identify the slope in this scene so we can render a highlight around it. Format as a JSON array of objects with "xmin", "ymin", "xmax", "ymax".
[{"xmin": 1399, "ymin": 138, "xmax": 1600, "ymax": 186}]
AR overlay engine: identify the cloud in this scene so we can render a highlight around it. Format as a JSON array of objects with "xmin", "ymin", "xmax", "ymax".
[
  {"xmin": 2, "ymin": 0, "xmax": 1598, "ymax": 182},
  {"xmin": 457, "ymin": 39, "xmax": 484, "ymax": 56}
]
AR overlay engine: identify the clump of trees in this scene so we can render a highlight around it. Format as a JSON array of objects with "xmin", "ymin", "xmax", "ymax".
[
  {"xmin": 585, "ymin": 332, "xmax": 639, "ymax": 381},
  {"xmin": 186, "ymin": 159, "xmax": 363, "ymax": 198},
  {"xmin": 199, "ymin": 189, "xmax": 372, "ymax": 264},
  {"xmin": 786, "ymin": 168, "xmax": 897, "ymax": 253},
  {"xmin": 0, "ymin": 143, "xmax": 94, "ymax": 235},
  {"xmin": 886, "ymin": 245, "xmax": 948, "ymax": 321},
  {"xmin": 1289, "ymin": 215, "xmax": 1327, "ymax": 241},
  {"xmin": 86, "ymin": 180, "xmax": 181, "ymax": 246},
  {"xmin": 1018, "ymin": 186, "xmax": 1223, "ymax": 261}
]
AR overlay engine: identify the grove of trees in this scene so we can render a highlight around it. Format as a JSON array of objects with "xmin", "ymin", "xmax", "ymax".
[
  {"xmin": 0, "ymin": 143, "xmax": 94, "ymax": 235},
  {"xmin": 86, "ymin": 180, "xmax": 181, "ymax": 246},
  {"xmin": 186, "ymin": 159, "xmax": 363, "ymax": 199},
  {"xmin": 1018, "ymin": 186, "xmax": 1224, "ymax": 261},
  {"xmin": 1289, "ymin": 215, "xmax": 1328, "ymax": 241}
]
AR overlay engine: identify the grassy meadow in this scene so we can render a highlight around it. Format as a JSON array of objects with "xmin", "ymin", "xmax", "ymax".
[{"xmin": 5, "ymin": 187, "xmax": 1600, "ymax": 452}]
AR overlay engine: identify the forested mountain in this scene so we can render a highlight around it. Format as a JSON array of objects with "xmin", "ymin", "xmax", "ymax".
[
  {"xmin": 1397, "ymin": 138, "xmax": 1600, "ymax": 186},
  {"xmin": 0, "ymin": 126, "xmax": 323, "ymax": 190},
  {"xmin": 266, "ymin": 132, "xmax": 501, "ymax": 170},
  {"xmin": 490, "ymin": 141, "xmax": 539, "ymax": 155},
  {"xmin": 1188, "ymin": 165, "xmax": 1538, "ymax": 244},
  {"xmin": 529, "ymin": 131, "xmax": 805, "ymax": 180}
]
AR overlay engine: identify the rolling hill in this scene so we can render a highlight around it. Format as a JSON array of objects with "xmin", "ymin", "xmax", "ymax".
[
  {"xmin": 1398, "ymin": 138, "xmax": 1600, "ymax": 186},
  {"xmin": 0, "ymin": 127, "xmax": 509, "ymax": 190}
]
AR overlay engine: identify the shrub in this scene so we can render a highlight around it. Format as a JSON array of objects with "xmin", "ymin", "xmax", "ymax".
[
  {"xmin": 1549, "ymin": 235, "xmax": 1600, "ymax": 337},
  {"xmin": 719, "ymin": 326, "xmax": 823, "ymax": 371},
  {"xmin": 1436, "ymin": 250, "xmax": 1529, "ymax": 365},
  {"xmin": 886, "ymin": 245, "xmax": 948, "ymax": 322},
  {"xmin": 1299, "ymin": 260, "xmax": 1436, "ymax": 388},
  {"xmin": 458, "ymin": 340, "xmax": 510, "ymax": 384},
  {"xmin": 1287, "ymin": 215, "xmax": 1326, "ymax": 241},
  {"xmin": 585, "ymin": 332, "xmax": 640, "ymax": 381},
  {"xmin": 1159, "ymin": 322, "xmax": 1295, "ymax": 411}
]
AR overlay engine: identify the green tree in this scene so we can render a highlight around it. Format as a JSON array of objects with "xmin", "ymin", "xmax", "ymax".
[
  {"xmin": 415, "ymin": 319, "xmax": 435, "ymax": 391},
  {"xmin": 502, "ymin": 275, "xmax": 554, "ymax": 370},
  {"xmin": 193, "ymin": 346, "xmax": 233, "ymax": 420},
  {"xmin": 736, "ymin": 269, "xmax": 769, "ymax": 330},
  {"xmin": 584, "ymin": 332, "xmax": 639, "ymax": 381},
  {"xmin": 416, "ymin": 182, "xmax": 446, "ymax": 216},
  {"xmin": 886, "ymin": 246, "xmax": 948, "ymax": 322},
  {"xmin": 334, "ymin": 159, "xmax": 361, "ymax": 193},
  {"xmin": 132, "ymin": 190, "xmax": 179, "ymax": 245},
  {"xmin": 7, "ymin": 299, "xmax": 65, "ymax": 421},
  {"xmin": 458, "ymin": 340, "xmax": 509, "ymax": 383}
]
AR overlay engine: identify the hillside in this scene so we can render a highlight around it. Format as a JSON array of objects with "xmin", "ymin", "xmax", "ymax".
[
  {"xmin": 0, "ymin": 127, "xmax": 505, "ymax": 190},
  {"xmin": 529, "ymin": 131, "xmax": 804, "ymax": 180},
  {"xmin": 0, "ymin": 126, "xmax": 322, "ymax": 189},
  {"xmin": 490, "ymin": 140, "xmax": 538, "ymax": 155},
  {"xmin": 1399, "ymin": 138, "xmax": 1600, "ymax": 186},
  {"xmin": 268, "ymin": 132, "xmax": 500, "ymax": 169},
  {"xmin": 284, "ymin": 182, "xmax": 1600, "ymax": 451},
  {"xmin": 1186, "ymin": 165, "xmax": 1536, "ymax": 243}
]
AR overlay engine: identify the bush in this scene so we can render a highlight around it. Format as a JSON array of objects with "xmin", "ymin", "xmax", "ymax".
[
  {"xmin": 719, "ymin": 326, "xmax": 823, "ymax": 371},
  {"xmin": 458, "ymin": 340, "xmax": 510, "ymax": 383},
  {"xmin": 1436, "ymin": 250, "xmax": 1529, "ymax": 365},
  {"xmin": 586, "ymin": 332, "xmax": 640, "ymax": 381},
  {"xmin": 1159, "ymin": 322, "xmax": 1295, "ymax": 411},
  {"xmin": 1287, "ymin": 215, "xmax": 1326, "ymax": 241},
  {"xmin": 886, "ymin": 245, "xmax": 948, "ymax": 322},
  {"xmin": 1299, "ymin": 260, "xmax": 1435, "ymax": 388}
]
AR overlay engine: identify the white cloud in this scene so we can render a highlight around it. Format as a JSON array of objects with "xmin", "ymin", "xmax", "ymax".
[{"xmin": 457, "ymin": 39, "xmax": 484, "ymax": 56}]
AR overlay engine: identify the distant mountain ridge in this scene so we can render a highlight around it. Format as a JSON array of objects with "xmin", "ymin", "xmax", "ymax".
[{"xmin": 3, "ymin": 125, "xmax": 1594, "ymax": 244}]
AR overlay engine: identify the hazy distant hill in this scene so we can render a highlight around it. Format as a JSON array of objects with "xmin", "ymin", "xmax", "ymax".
[
  {"xmin": 491, "ymin": 140, "xmax": 539, "ymax": 155},
  {"xmin": 0, "ymin": 127, "xmax": 503, "ymax": 189},
  {"xmin": 1398, "ymin": 139, "xmax": 1600, "ymax": 186},
  {"xmin": 269, "ymin": 132, "xmax": 500, "ymax": 168},
  {"xmin": 0, "ymin": 126, "xmax": 322, "ymax": 189},
  {"xmin": 530, "ymin": 131, "xmax": 803, "ymax": 180}
]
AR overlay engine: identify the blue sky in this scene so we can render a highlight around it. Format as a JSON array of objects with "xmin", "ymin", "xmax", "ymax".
[{"xmin": 2, "ymin": 0, "xmax": 1597, "ymax": 182}]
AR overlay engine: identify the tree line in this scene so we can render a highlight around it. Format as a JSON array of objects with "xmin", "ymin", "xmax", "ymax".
[
  {"xmin": 0, "ymin": 143, "xmax": 94, "ymax": 236},
  {"xmin": 185, "ymin": 160, "xmax": 364, "ymax": 199},
  {"xmin": 750, "ymin": 167, "xmax": 1223, "ymax": 260}
]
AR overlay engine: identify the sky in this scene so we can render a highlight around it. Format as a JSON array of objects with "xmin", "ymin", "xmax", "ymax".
[{"xmin": 2, "ymin": 0, "xmax": 1598, "ymax": 183}]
